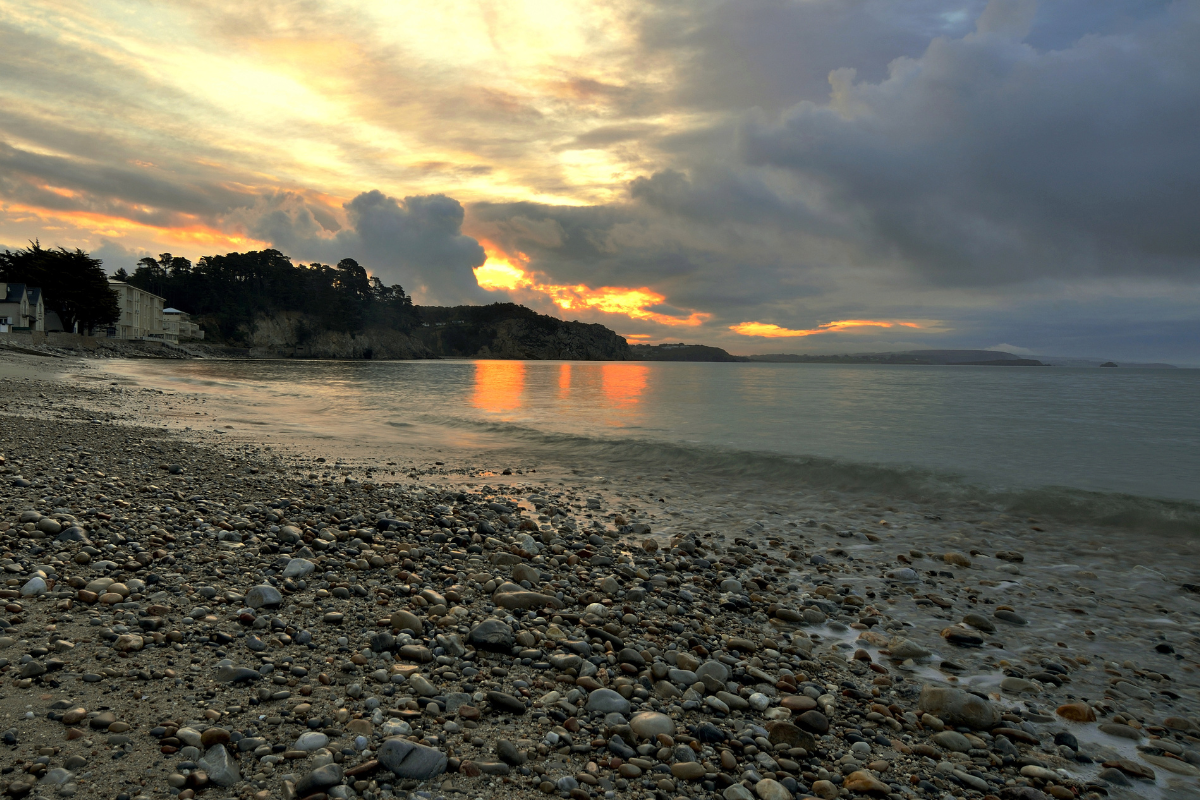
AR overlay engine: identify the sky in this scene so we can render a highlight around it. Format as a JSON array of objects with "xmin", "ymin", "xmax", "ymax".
[{"xmin": 1, "ymin": 0, "xmax": 1198, "ymax": 362}]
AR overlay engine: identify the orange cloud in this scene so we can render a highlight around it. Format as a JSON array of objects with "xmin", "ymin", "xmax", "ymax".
[
  {"xmin": 474, "ymin": 245, "xmax": 709, "ymax": 327},
  {"xmin": 731, "ymin": 319, "xmax": 923, "ymax": 337},
  {"xmin": 2, "ymin": 203, "xmax": 266, "ymax": 251}
]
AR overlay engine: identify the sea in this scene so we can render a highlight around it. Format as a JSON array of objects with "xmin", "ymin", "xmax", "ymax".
[{"xmin": 103, "ymin": 359, "xmax": 1200, "ymax": 533}]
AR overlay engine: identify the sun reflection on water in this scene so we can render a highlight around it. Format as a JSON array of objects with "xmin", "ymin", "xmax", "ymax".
[
  {"xmin": 471, "ymin": 360, "xmax": 526, "ymax": 412},
  {"xmin": 602, "ymin": 363, "xmax": 648, "ymax": 409}
]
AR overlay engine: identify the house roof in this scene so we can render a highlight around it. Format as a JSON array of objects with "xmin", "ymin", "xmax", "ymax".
[
  {"xmin": 163, "ymin": 307, "xmax": 183, "ymax": 314},
  {"xmin": 26, "ymin": 287, "xmax": 41, "ymax": 305},
  {"xmin": 108, "ymin": 279, "xmax": 166, "ymax": 301},
  {"xmin": 2, "ymin": 283, "xmax": 27, "ymax": 303}
]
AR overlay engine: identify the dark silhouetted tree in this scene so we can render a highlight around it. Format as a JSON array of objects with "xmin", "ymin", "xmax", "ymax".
[{"xmin": 0, "ymin": 241, "xmax": 119, "ymax": 332}]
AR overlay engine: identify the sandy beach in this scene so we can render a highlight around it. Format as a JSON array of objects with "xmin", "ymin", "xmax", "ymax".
[{"xmin": 1, "ymin": 348, "xmax": 1198, "ymax": 800}]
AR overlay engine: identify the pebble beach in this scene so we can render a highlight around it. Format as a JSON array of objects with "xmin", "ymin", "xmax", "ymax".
[{"xmin": 1, "ymin": 349, "xmax": 1199, "ymax": 800}]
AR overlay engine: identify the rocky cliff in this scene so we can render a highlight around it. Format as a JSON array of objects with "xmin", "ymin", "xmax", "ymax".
[
  {"xmin": 413, "ymin": 303, "xmax": 631, "ymax": 360},
  {"xmin": 240, "ymin": 312, "xmax": 434, "ymax": 359},
  {"xmin": 232, "ymin": 305, "xmax": 630, "ymax": 360}
]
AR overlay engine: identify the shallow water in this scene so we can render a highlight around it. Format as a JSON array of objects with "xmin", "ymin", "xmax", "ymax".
[{"xmin": 100, "ymin": 358, "xmax": 1200, "ymax": 531}]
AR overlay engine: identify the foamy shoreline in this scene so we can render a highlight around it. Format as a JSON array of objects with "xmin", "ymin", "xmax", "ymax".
[{"xmin": 1, "ymin": 348, "xmax": 1197, "ymax": 800}]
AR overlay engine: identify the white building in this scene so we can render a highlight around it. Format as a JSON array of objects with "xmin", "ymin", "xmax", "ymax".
[
  {"xmin": 163, "ymin": 307, "xmax": 205, "ymax": 341},
  {"xmin": 107, "ymin": 280, "xmax": 165, "ymax": 340}
]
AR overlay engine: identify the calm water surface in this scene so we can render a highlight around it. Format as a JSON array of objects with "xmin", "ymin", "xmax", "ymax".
[{"xmin": 105, "ymin": 359, "xmax": 1200, "ymax": 515}]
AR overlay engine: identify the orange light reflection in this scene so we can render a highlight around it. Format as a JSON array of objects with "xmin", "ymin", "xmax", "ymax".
[
  {"xmin": 474, "ymin": 245, "xmax": 709, "ymax": 327},
  {"xmin": 602, "ymin": 363, "xmax": 648, "ymax": 409},
  {"xmin": 470, "ymin": 360, "xmax": 525, "ymax": 412},
  {"xmin": 557, "ymin": 363, "xmax": 571, "ymax": 399},
  {"xmin": 730, "ymin": 320, "xmax": 922, "ymax": 338}
]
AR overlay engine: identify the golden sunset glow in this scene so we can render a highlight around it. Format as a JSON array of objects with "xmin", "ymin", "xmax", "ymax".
[
  {"xmin": 1, "ymin": 203, "xmax": 268, "ymax": 251},
  {"xmin": 474, "ymin": 247, "xmax": 709, "ymax": 327},
  {"xmin": 730, "ymin": 320, "xmax": 923, "ymax": 338},
  {"xmin": 470, "ymin": 360, "xmax": 526, "ymax": 413},
  {"xmin": 557, "ymin": 363, "xmax": 571, "ymax": 399},
  {"xmin": 601, "ymin": 363, "xmax": 649, "ymax": 409}
]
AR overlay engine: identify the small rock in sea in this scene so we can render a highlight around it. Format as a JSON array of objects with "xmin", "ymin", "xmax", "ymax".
[
  {"xmin": 1056, "ymin": 702, "xmax": 1096, "ymax": 722},
  {"xmin": 885, "ymin": 568, "xmax": 919, "ymax": 582},
  {"xmin": 918, "ymin": 684, "xmax": 999, "ymax": 730}
]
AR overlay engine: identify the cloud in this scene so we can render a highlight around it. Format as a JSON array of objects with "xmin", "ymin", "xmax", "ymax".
[
  {"xmin": 0, "ymin": 0, "xmax": 1198, "ymax": 361},
  {"xmin": 92, "ymin": 240, "xmax": 153, "ymax": 273},
  {"xmin": 741, "ymin": 0, "xmax": 1200, "ymax": 285},
  {"xmin": 247, "ymin": 190, "xmax": 490, "ymax": 305}
]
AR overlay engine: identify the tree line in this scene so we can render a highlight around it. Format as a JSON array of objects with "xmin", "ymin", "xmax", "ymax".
[
  {"xmin": 0, "ymin": 242, "xmax": 119, "ymax": 332},
  {"xmin": 120, "ymin": 249, "xmax": 418, "ymax": 343}
]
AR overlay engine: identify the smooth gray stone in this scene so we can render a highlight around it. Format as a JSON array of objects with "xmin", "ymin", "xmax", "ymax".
[
  {"xmin": 282, "ymin": 558, "xmax": 315, "ymax": 578},
  {"xmin": 467, "ymin": 619, "xmax": 513, "ymax": 651},
  {"xmin": 585, "ymin": 688, "xmax": 630, "ymax": 715},
  {"xmin": 918, "ymin": 685, "xmax": 999, "ymax": 730},
  {"xmin": 378, "ymin": 738, "xmax": 447, "ymax": 779},
  {"xmin": 215, "ymin": 665, "xmax": 261, "ymax": 683},
  {"xmin": 245, "ymin": 585, "xmax": 283, "ymax": 609},
  {"xmin": 296, "ymin": 764, "xmax": 344, "ymax": 796}
]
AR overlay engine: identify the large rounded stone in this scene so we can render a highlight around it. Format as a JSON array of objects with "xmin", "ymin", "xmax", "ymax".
[
  {"xmin": 629, "ymin": 711, "xmax": 675, "ymax": 740},
  {"xmin": 843, "ymin": 770, "xmax": 890, "ymax": 795},
  {"xmin": 512, "ymin": 563, "xmax": 539, "ymax": 584},
  {"xmin": 492, "ymin": 591, "xmax": 562, "ymax": 610},
  {"xmin": 933, "ymin": 730, "xmax": 972, "ymax": 752},
  {"xmin": 293, "ymin": 732, "xmax": 328, "ymax": 751},
  {"xmin": 467, "ymin": 619, "xmax": 513, "ymax": 651},
  {"xmin": 797, "ymin": 710, "xmax": 829, "ymax": 734},
  {"xmin": 20, "ymin": 577, "xmax": 47, "ymax": 597},
  {"xmin": 671, "ymin": 762, "xmax": 706, "ymax": 780},
  {"xmin": 766, "ymin": 721, "xmax": 816, "ymax": 750},
  {"xmin": 296, "ymin": 764, "xmax": 344, "ymax": 796},
  {"xmin": 378, "ymin": 738, "xmax": 447, "ymax": 779},
  {"xmin": 390, "ymin": 610, "xmax": 422, "ymax": 633},
  {"xmin": 918, "ymin": 684, "xmax": 999, "ymax": 730},
  {"xmin": 245, "ymin": 585, "xmax": 283, "ymax": 609},
  {"xmin": 282, "ymin": 558, "xmax": 315, "ymax": 578},
  {"xmin": 585, "ymin": 688, "xmax": 630, "ymax": 715},
  {"xmin": 755, "ymin": 778, "xmax": 793, "ymax": 800}
]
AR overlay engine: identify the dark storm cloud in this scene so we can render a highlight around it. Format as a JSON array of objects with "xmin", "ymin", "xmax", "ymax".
[
  {"xmin": 471, "ymin": 0, "xmax": 1200, "ymax": 324},
  {"xmin": 248, "ymin": 190, "xmax": 491, "ymax": 306},
  {"xmin": 0, "ymin": 140, "xmax": 253, "ymax": 221},
  {"xmin": 739, "ymin": 0, "xmax": 1200, "ymax": 285}
]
